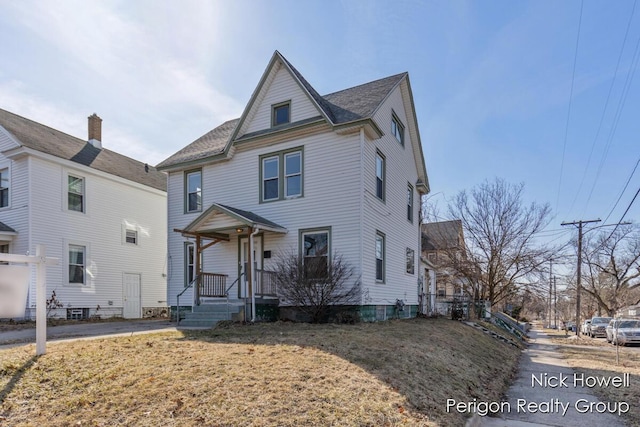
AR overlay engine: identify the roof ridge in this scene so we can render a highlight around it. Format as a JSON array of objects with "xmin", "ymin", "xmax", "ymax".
[{"xmin": 322, "ymin": 72, "xmax": 407, "ymax": 98}]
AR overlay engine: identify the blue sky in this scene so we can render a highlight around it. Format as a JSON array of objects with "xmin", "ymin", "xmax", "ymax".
[{"xmin": 1, "ymin": 0, "xmax": 638, "ymax": 242}]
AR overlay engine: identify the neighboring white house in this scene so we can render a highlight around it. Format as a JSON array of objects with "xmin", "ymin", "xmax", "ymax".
[
  {"xmin": 0, "ymin": 109, "xmax": 168, "ymax": 320},
  {"xmin": 157, "ymin": 51, "xmax": 430, "ymax": 323}
]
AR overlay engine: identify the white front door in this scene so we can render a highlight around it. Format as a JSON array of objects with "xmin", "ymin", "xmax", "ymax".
[
  {"xmin": 240, "ymin": 236, "xmax": 262, "ymax": 298},
  {"xmin": 123, "ymin": 273, "xmax": 142, "ymax": 318}
]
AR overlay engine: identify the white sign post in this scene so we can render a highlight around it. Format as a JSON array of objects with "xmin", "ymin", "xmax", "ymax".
[{"xmin": 0, "ymin": 244, "xmax": 59, "ymax": 355}]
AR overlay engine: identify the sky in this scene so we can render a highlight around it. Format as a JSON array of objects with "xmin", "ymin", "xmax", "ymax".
[{"xmin": 1, "ymin": 0, "xmax": 639, "ymax": 247}]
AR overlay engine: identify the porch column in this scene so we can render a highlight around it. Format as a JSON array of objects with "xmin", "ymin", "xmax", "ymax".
[
  {"xmin": 246, "ymin": 226, "xmax": 253, "ymax": 322},
  {"xmin": 195, "ymin": 235, "xmax": 201, "ymax": 305}
]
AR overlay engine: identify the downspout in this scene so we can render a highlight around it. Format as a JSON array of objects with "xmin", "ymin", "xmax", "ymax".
[
  {"xmin": 359, "ymin": 128, "xmax": 365, "ymax": 308},
  {"xmin": 250, "ymin": 226, "xmax": 260, "ymax": 322}
]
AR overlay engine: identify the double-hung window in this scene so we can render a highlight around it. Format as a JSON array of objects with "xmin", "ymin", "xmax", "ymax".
[
  {"xmin": 68, "ymin": 175, "xmax": 84, "ymax": 213},
  {"xmin": 301, "ymin": 229, "xmax": 329, "ymax": 280},
  {"xmin": 0, "ymin": 168, "xmax": 8, "ymax": 208},
  {"xmin": 375, "ymin": 151, "xmax": 385, "ymax": 201},
  {"xmin": 260, "ymin": 148, "xmax": 303, "ymax": 202},
  {"xmin": 185, "ymin": 243, "xmax": 196, "ymax": 286},
  {"xmin": 375, "ymin": 232, "xmax": 385, "ymax": 282},
  {"xmin": 391, "ymin": 112, "xmax": 405, "ymax": 146},
  {"xmin": 407, "ymin": 183, "xmax": 414, "ymax": 222},
  {"xmin": 185, "ymin": 170, "xmax": 202, "ymax": 213},
  {"xmin": 406, "ymin": 248, "xmax": 415, "ymax": 274},
  {"xmin": 69, "ymin": 245, "xmax": 86, "ymax": 285}
]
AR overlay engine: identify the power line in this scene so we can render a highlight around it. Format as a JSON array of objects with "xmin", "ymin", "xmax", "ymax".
[
  {"xmin": 603, "ymin": 156, "xmax": 640, "ymax": 224},
  {"xmin": 570, "ymin": 0, "xmax": 637, "ymax": 214},
  {"xmin": 603, "ymin": 186, "xmax": 640, "ymax": 242},
  {"xmin": 556, "ymin": 0, "xmax": 585, "ymax": 213}
]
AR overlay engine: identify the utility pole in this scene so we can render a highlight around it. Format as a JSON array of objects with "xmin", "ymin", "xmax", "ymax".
[
  {"xmin": 548, "ymin": 259, "xmax": 553, "ymax": 329},
  {"xmin": 561, "ymin": 219, "xmax": 601, "ymax": 336},
  {"xmin": 554, "ymin": 276, "xmax": 557, "ymax": 330}
]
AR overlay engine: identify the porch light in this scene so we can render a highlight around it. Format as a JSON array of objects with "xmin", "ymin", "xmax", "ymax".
[{"xmin": 236, "ymin": 227, "xmax": 244, "ymax": 233}]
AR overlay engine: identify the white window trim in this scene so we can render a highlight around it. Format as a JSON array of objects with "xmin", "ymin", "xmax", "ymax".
[
  {"xmin": 407, "ymin": 183, "xmax": 414, "ymax": 223},
  {"xmin": 122, "ymin": 224, "xmax": 140, "ymax": 246},
  {"xmin": 63, "ymin": 170, "xmax": 87, "ymax": 214},
  {"xmin": 64, "ymin": 240, "xmax": 91, "ymax": 287},
  {"xmin": 375, "ymin": 231, "xmax": 385, "ymax": 283},
  {"xmin": 391, "ymin": 111, "xmax": 405, "ymax": 146},
  {"xmin": 375, "ymin": 151, "xmax": 385, "ymax": 202},
  {"xmin": 262, "ymin": 155, "xmax": 280, "ymax": 201},
  {"xmin": 284, "ymin": 151, "xmax": 302, "ymax": 199}
]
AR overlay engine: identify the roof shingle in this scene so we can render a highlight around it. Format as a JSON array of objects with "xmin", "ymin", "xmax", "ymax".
[{"xmin": 0, "ymin": 109, "xmax": 166, "ymax": 192}]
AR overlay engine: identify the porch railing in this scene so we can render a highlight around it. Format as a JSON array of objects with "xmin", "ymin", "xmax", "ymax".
[
  {"xmin": 255, "ymin": 269, "xmax": 277, "ymax": 296},
  {"xmin": 199, "ymin": 273, "xmax": 228, "ymax": 297}
]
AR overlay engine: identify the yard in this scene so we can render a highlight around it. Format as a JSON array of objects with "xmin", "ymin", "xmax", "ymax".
[{"xmin": 0, "ymin": 318, "xmax": 521, "ymax": 426}]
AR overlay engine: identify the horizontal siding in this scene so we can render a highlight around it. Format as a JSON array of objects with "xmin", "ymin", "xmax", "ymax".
[
  {"xmin": 244, "ymin": 65, "xmax": 321, "ymax": 135},
  {"xmin": 0, "ymin": 155, "xmax": 30, "ymax": 256},
  {"xmin": 362, "ymin": 86, "xmax": 422, "ymax": 305},
  {"xmin": 26, "ymin": 156, "xmax": 167, "ymax": 314},
  {"xmin": 0, "ymin": 126, "xmax": 20, "ymax": 152},
  {"xmin": 167, "ymin": 130, "xmax": 363, "ymax": 306}
]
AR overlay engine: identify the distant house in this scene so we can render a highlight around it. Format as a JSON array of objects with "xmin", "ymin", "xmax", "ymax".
[
  {"xmin": 157, "ymin": 50, "xmax": 430, "ymax": 324},
  {"xmin": 421, "ymin": 220, "xmax": 469, "ymax": 315},
  {"xmin": 0, "ymin": 109, "xmax": 168, "ymax": 319}
]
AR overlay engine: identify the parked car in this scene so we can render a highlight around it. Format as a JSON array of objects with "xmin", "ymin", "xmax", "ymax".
[
  {"xmin": 581, "ymin": 319, "xmax": 591, "ymax": 335},
  {"xmin": 589, "ymin": 316, "xmax": 613, "ymax": 338},
  {"xmin": 606, "ymin": 319, "xmax": 619, "ymax": 343},
  {"xmin": 566, "ymin": 321, "xmax": 576, "ymax": 332},
  {"xmin": 611, "ymin": 319, "xmax": 640, "ymax": 346}
]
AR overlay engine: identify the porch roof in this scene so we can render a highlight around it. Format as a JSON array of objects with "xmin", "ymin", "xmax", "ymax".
[
  {"xmin": 0, "ymin": 221, "xmax": 16, "ymax": 243},
  {"xmin": 176, "ymin": 203, "xmax": 287, "ymax": 239}
]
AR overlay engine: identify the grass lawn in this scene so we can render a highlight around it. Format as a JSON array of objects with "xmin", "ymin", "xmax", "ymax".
[
  {"xmin": 546, "ymin": 328, "xmax": 640, "ymax": 426},
  {"xmin": 0, "ymin": 318, "xmax": 521, "ymax": 426}
]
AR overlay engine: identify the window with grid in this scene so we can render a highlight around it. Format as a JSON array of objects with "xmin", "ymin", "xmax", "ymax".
[
  {"xmin": 375, "ymin": 232, "xmax": 385, "ymax": 282},
  {"xmin": 185, "ymin": 170, "xmax": 202, "ymax": 213},
  {"xmin": 301, "ymin": 230, "xmax": 329, "ymax": 280},
  {"xmin": 68, "ymin": 175, "xmax": 84, "ymax": 212},
  {"xmin": 69, "ymin": 245, "xmax": 85, "ymax": 284},
  {"xmin": 0, "ymin": 168, "xmax": 8, "ymax": 208}
]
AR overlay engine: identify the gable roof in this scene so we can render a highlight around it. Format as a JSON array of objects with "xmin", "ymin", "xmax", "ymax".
[
  {"xmin": 0, "ymin": 221, "xmax": 16, "ymax": 233},
  {"xmin": 0, "ymin": 109, "xmax": 166, "ymax": 192},
  {"xmin": 421, "ymin": 220, "xmax": 464, "ymax": 251},
  {"xmin": 157, "ymin": 52, "xmax": 409, "ymax": 171}
]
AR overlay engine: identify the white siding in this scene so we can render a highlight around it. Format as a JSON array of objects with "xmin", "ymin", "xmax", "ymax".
[
  {"xmin": 362, "ymin": 86, "xmax": 422, "ymax": 306},
  {"xmin": 166, "ymin": 130, "xmax": 363, "ymax": 306},
  {"xmin": 0, "ymin": 155, "xmax": 30, "ymax": 258},
  {"xmin": 243, "ymin": 65, "xmax": 322, "ymax": 135},
  {"xmin": 25, "ymin": 155, "xmax": 167, "ymax": 317},
  {"xmin": 0, "ymin": 126, "xmax": 20, "ymax": 152}
]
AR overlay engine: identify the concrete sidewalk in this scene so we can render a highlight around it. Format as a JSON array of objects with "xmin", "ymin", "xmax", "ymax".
[
  {"xmin": 0, "ymin": 319, "xmax": 182, "ymax": 348},
  {"xmin": 474, "ymin": 326, "xmax": 627, "ymax": 427}
]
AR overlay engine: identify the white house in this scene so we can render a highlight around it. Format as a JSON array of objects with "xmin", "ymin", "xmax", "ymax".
[
  {"xmin": 157, "ymin": 51, "xmax": 430, "ymax": 323},
  {"xmin": 0, "ymin": 109, "xmax": 168, "ymax": 320}
]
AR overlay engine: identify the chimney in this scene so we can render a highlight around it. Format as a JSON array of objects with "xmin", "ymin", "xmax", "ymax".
[{"xmin": 88, "ymin": 113, "xmax": 102, "ymax": 149}]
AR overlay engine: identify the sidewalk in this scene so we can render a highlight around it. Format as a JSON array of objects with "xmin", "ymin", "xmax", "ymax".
[
  {"xmin": 475, "ymin": 326, "xmax": 626, "ymax": 427},
  {"xmin": 0, "ymin": 319, "xmax": 181, "ymax": 348}
]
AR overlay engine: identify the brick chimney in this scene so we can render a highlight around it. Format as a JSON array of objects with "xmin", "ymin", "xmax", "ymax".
[{"xmin": 88, "ymin": 113, "xmax": 102, "ymax": 149}]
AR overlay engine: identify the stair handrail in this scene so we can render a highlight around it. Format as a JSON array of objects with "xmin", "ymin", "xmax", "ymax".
[
  {"xmin": 176, "ymin": 274, "xmax": 198, "ymax": 325},
  {"xmin": 226, "ymin": 272, "xmax": 245, "ymax": 321}
]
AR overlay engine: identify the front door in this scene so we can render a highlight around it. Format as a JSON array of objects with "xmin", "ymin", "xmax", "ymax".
[
  {"xmin": 239, "ymin": 236, "xmax": 262, "ymax": 298},
  {"xmin": 123, "ymin": 273, "xmax": 142, "ymax": 318}
]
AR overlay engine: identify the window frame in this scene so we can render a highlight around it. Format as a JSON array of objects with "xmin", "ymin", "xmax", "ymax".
[
  {"xmin": 406, "ymin": 247, "xmax": 415, "ymax": 275},
  {"xmin": 184, "ymin": 169, "xmax": 202, "ymax": 213},
  {"xmin": 375, "ymin": 231, "xmax": 385, "ymax": 283},
  {"xmin": 125, "ymin": 229, "xmax": 138, "ymax": 245},
  {"xmin": 299, "ymin": 227, "xmax": 331, "ymax": 281},
  {"xmin": 68, "ymin": 244, "xmax": 86, "ymax": 285},
  {"xmin": 259, "ymin": 147, "xmax": 304, "ymax": 203},
  {"xmin": 391, "ymin": 111, "xmax": 405, "ymax": 147},
  {"xmin": 0, "ymin": 167, "xmax": 9, "ymax": 208},
  {"xmin": 67, "ymin": 174, "xmax": 85, "ymax": 213},
  {"xmin": 272, "ymin": 101, "xmax": 291, "ymax": 127},
  {"xmin": 375, "ymin": 150, "xmax": 385, "ymax": 202},
  {"xmin": 407, "ymin": 183, "xmax": 414, "ymax": 223},
  {"xmin": 0, "ymin": 243, "xmax": 8, "ymax": 265},
  {"xmin": 184, "ymin": 242, "xmax": 198, "ymax": 287}
]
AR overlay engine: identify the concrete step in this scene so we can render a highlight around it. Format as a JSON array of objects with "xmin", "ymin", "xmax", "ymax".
[{"xmin": 183, "ymin": 312, "xmax": 232, "ymax": 320}]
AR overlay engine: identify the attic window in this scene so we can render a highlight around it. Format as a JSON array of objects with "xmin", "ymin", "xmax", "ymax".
[
  {"xmin": 272, "ymin": 102, "xmax": 290, "ymax": 127},
  {"xmin": 391, "ymin": 112, "xmax": 404, "ymax": 146}
]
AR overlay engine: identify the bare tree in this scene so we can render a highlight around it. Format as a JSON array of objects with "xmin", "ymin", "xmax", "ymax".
[
  {"xmin": 582, "ymin": 224, "xmax": 640, "ymax": 316},
  {"xmin": 272, "ymin": 251, "xmax": 361, "ymax": 323},
  {"xmin": 441, "ymin": 178, "xmax": 553, "ymax": 306}
]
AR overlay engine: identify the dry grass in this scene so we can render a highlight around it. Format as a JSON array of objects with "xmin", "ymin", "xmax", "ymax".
[
  {"xmin": 545, "ymin": 327, "xmax": 640, "ymax": 426},
  {"xmin": 0, "ymin": 318, "xmax": 521, "ymax": 426}
]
